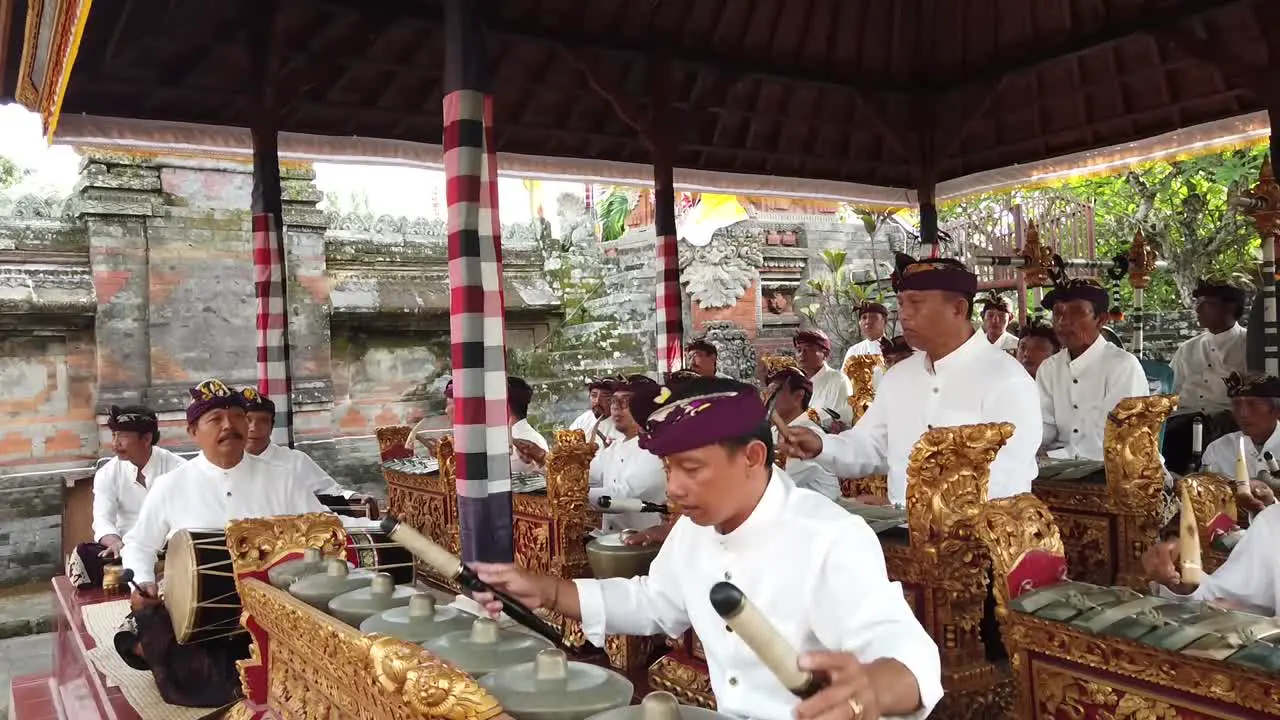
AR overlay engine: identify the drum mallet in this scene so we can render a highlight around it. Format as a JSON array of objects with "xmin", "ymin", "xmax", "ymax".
[{"xmin": 119, "ymin": 568, "xmax": 154, "ymax": 599}]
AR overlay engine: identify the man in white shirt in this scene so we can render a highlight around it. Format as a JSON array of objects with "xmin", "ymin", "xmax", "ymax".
[
  {"xmin": 1198, "ymin": 372, "xmax": 1280, "ymax": 515},
  {"xmin": 1036, "ymin": 278, "xmax": 1148, "ymax": 461},
  {"xmin": 686, "ymin": 339, "xmax": 722, "ymax": 378},
  {"xmin": 568, "ymin": 376, "xmax": 623, "ymax": 449},
  {"xmin": 781, "ymin": 254, "xmax": 1041, "ymax": 506},
  {"xmin": 1141, "ymin": 502, "xmax": 1280, "ymax": 616},
  {"xmin": 509, "ymin": 376, "xmax": 551, "ymax": 475},
  {"xmin": 1015, "ymin": 321, "xmax": 1060, "ymax": 379},
  {"xmin": 1165, "ymin": 281, "xmax": 1248, "ymax": 472},
  {"xmin": 472, "ymin": 377, "xmax": 942, "ymax": 720},
  {"xmin": 241, "ymin": 388, "xmax": 379, "ymax": 518},
  {"xmin": 122, "ymin": 379, "xmax": 329, "ymax": 595},
  {"xmin": 794, "ymin": 328, "xmax": 853, "ymax": 431},
  {"xmin": 978, "ymin": 291, "xmax": 1019, "ymax": 353},
  {"xmin": 67, "ymin": 405, "xmax": 187, "ymax": 589},
  {"xmin": 767, "ymin": 366, "xmax": 840, "ymax": 499},
  {"xmin": 842, "ymin": 302, "xmax": 889, "ymax": 363},
  {"xmin": 588, "ymin": 375, "xmax": 668, "ymax": 533}
]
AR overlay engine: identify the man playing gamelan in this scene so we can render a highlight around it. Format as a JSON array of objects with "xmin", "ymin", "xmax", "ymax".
[
  {"xmin": 780, "ymin": 254, "xmax": 1041, "ymax": 506},
  {"xmin": 241, "ymin": 388, "xmax": 380, "ymax": 518},
  {"xmin": 794, "ymin": 328, "xmax": 853, "ymax": 431},
  {"xmin": 472, "ymin": 377, "xmax": 942, "ymax": 720},
  {"xmin": 766, "ymin": 366, "xmax": 841, "ymax": 499},
  {"xmin": 1198, "ymin": 371, "xmax": 1279, "ymax": 515},
  {"xmin": 842, "ymin": 302, "xmax": 889, "ymax": 362},
  {"xmin": 68, "ymin": 405, "xmax": 186, "ymax": 589},
  {"xmin": 569, "ymin": 376, "xmax": 624, "ymax": 449},
  {"xmin": 978, "ymin": 291, "xmax": 1019, "ymax": 352},
  {"xmin": 587, "ymin": 375, "xmax": 668, "ymax": 533}
]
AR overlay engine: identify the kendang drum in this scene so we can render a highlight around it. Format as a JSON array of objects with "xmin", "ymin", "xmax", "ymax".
[
  {"xmin": 163, "ymin": 529, "xmax": 244, "ymax": 644},
  {"xmin": 347, "ymin": 529, "xmax": 415, "ymax": 584}
]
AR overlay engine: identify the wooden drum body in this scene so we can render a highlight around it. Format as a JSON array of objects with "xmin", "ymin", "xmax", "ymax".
[
  {"xmin": 346, "ymin": 529, "xmax": 415, "ymax": 584},
  {"xmin": 163, "ymin": 528, "xmax": 243, "ymax": 644}
]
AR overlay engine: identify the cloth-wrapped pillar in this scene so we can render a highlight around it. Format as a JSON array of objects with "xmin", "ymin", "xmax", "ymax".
[
  {"xmin": 444, "ymin": 0, "xmax": 513, "ymax": 563},
  {"xmin": 249, "ymin": 0, "xmax": 293, "ymax": 446}
]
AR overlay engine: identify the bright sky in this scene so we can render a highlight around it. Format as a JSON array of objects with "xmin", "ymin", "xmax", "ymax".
[{"xmin": 0, "ymin": 103, "xmax": 584, "ymax": 234}]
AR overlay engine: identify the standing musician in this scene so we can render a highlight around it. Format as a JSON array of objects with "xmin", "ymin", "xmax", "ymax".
[
  {"xmin": 119, "ymin": 379, "xmax": 328, "ymax": 707},
  {"xmin": 569, "ymin": 376, "xmax": 623, "ymax": 449},
  {"xmin": 472, "ymin": 377, "xmax": 942, "ymax": 720},
  {"xmin": 978, "ymin": 291, "xmax": 1019, "ymax": 353},
  {"xmin": 509, "ymin": 376, "xmax": 550, "ymax": 474},
  {"xmin": 68, "ymin": 405, "xmax": 186, "ymax": 589},
  {"xmin": 241, "ymin": 388, "xmax": 379, "ymax": 518},
  {"xmin": 767, "ymin": 366, "xmax": 841, "ymax": 499},
  {"xmin": 1015, "ymin": 321, "xmax": 1060, "ymax": 379},
  {"xmin": 1037, "ymin": 278, "xmax": 1148, "ymax": 461},
  {"xmin": 794, "ymin": 328, "xmax": 853, "ymax": 432},
  {"xmin": 1164, "ymin": 281, "xmax": 1248, "ymax": 472},
  {"xmin": 588, "ymin": 375, "xmax": 667, "ymax": 533},
  {"xmin": 779, "ymin": 254, "xmax": 1040, "ymax": 506},
  {"xmin": 843, "ymin": 302, "xmax": 889, "ymax": 362}
]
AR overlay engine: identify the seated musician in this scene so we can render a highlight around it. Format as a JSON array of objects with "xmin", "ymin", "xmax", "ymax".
[
  {"xmin": 1142, "ymin": 503, "xmax": 1280, "ymax": 616},
  {"xmin": 1165, "ymin": 281, "xmax": 1248, "ymax": 472},
  {"xmin": 1015, "ymin": 320, "xmax": 1060, "ymax": 378},
  {"xmin": 879, "ymin": 335, "xmax": 913, "ymax": 370},
  {"xmin": 120, "ymin": 379, "xmax": 328, "ymax": 706},
  {"xmin": 569, "ymin": 376, "xmax": 623, "ymax": 449},
  {"xmin": 589, "ymin": 375, "xmax": 667, "ymax": 533},
  {"xmin": 241, "ymin": 388, "xmax": 379, "ymax": 518},
  {"xmin": 978, "ymin": 291, "xmax": 1019, "ymax": 352},
  {"xmin": 1036, "ymin": 278, "xmax": 1147, "ymax": 461},
  {"xmin": 687, "ymin": 338, "xmax": 729, "ymax": 378},
  {"xmin": 67, "ymin": 405, "xmax": 186, "ymax": 589},
  {"xmin": 509, "ymin": 376, "xmax": 551, "ymax": 474},
  {"xmin": 842, "ymin": 302, "xmax": 889, "ymax": 362},
  {"xmin": 768, "ymin": 366, "xmax": 840, "ymax": 499},
  {"xmin": 473, "ymin": 377, "xmax": 942, "ymax": 720},
  {"xmin": 794, "ymin": 328, "xmax": 853, "ymax": 431},
  {"xmin": 1200, "ymin": 372, "xmax": 1280, "ymax": 514},
  {"xmin": 780, "ymin": 254, "xmax": 1040, "ymax": 505}
]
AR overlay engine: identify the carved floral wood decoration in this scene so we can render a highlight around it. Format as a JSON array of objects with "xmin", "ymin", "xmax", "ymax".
[
  {"xmin": 677, "ymin": 224, "xmax": 765, "ymax": 309},
  {"xmin": 841, "ymin": 353, "xmax": 883, "ymax": 422},
  {"xmin": 1104, "ymin": 394, "xmax": 1178, "ymax": 587}
]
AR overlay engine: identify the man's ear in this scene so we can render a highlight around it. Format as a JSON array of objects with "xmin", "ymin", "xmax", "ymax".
[
  {"xmin": 187, "ymin": 422, "xmax": 198, "ymax": 439},
  {"xmin": 742, "ymin": 439, "xmax": 769, "ymax": 469}
]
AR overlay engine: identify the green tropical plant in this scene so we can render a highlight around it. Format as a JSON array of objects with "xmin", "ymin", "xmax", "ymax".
[
  {"xmin": 596, "ymin": 186, "xmax": 636, "ymax": 243},
  {"xmin": 795, "ymin": 248, "xmax": 892, "ymax": 354},
  {"xmin": 0, "ymin": 157, "xmax": 23, "ymax": 190}
]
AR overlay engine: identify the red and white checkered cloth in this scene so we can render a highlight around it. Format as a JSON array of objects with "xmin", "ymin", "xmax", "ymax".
[
  {"xmin": 445, "ymin": 89, "xmax": 514, "ymax": 564},
  {"xmin": 252, "ymin": 212, "xmax": 293, "ymax": 446},
  {"xmin": 655, "ymin": 232, "xmax": 684, "ymax": 374}
]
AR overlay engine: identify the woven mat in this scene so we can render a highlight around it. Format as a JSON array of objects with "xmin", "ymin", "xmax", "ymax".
[{"xmin": 79, "ymin": 600, "xmax": 215, "ymax": 720}]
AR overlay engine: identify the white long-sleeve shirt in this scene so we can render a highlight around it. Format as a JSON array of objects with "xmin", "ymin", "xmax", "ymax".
[
  {"xmin": 257, "ymin": 442, "xmax": 352, "ymax": 498},
  {"xmin": 587, "ymin": 436, "xmax": 667, "ymax": 533},
  {"xmin": 569, "ymin": 410, "xmax": 622, "ymax": 449},
  {"xmin": 91, "ymin": 447, "xmax": 187, "ymax": 542},
  {"xmin": 1170, "ymin": 324, "xmax": 1247, "ymax": 414},
  {"xmin": 1037, "ymin": 335, "xmax": 1149, "ymax": 461},
  {"xmin": 813, "ymin": 330, "xmax": 1041, "ymax": 505},
  {"xmin": 771, "ymin": 415, "xmax": 840, "ymax": 499},
  {"xmin": 573, "ymin": 469, "xmax": 942, "ymax": 720},
  {"xmin": 842, "ymin": 338, "xmax": 883, "ymax": 364},
  {"xmin": 510, "ymin": 418, "xmax": 550, "ymax": 475},
  {"xmin": 122, "ymin": 452, "xmax": 328, "ymax": 584},
  {"xmin": 1156, "ymin": 502, "xmax": 1280, "ymax": 616},
  {"xmin": 989, "ymin": 332, "xmax": 1019, "ymax": 353},
  {"xmin": 808, "ymin": 363, "xmax": 853, "ymax": 428},
  {"xmin": 1201, "ymin": 423, "xmax": 1280, "ymax": 480}
]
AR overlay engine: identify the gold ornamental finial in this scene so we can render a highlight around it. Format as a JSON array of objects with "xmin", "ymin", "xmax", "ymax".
[
  {"xmin": 1018, "ymin": 221, "xmax": 1055, "ymax": 287},
  {"xmin": 1126, "ymin": 229, "xmax": 1160, "ymax": 290}
]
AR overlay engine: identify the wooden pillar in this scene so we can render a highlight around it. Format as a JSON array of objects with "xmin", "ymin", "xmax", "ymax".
[
  {"xmin": 649, "ymin": 58, "xmax": 684, "ymax": 374},
  {"xmin": 444, "ymin": 0, "xmax": 513, "ymax": 563},
  {"xmin": 248, "ymin": 0, "xmax": 294, "ymax": 446}
]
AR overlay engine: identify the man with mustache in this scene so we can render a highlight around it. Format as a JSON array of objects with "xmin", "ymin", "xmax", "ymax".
[
  {"xmin": 67, "ymin": 405, "xmax": 186, "ymax": 589},
  {"xmin": 122, "ymin": 379, "xmax": 328, "ymax": 596},
  {"xmin": 569, "ymin": 376, "xmax": 623, "ymax": 449},
  {"xmin": 240, "ymin": 388, "xmax": 379, "ymax": 518}
]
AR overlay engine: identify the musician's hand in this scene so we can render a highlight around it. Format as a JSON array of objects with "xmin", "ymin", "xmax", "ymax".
[
  {"xmin": 130, "ymin": 583, "xmax": 161, "ymax": 613},
  {"xmin": 853, "ymin": 494, "xmax": 889, "ymax": 507},
  {"xmin": 778, "ymin": 427, "xmax": 823, "ymax": 460},
  {"xmin": 1237, "ymin": 488, "xmax": 1266, "ymax": 515},
  {"xmin": 623, "ymin": 524, "xmax": 671, "ymax": 546},
  {"xmin": 1141, "ymin": 539, "xmax": 1181, "ymax": 587},
  {"xmin": 469, "ymin": 563, "xmax": 555, "ymax": 616},
  {"xmin": 795, "ymin": 652, "xmax": 879, "ymax": 720},
  {"xmin": 1251, "ymin": 480, "xmax": 1276, "ymax": 508},
  {"xmin": 828, "ymin": 420, "xmax": 849, "ymax": 434},
  {"xmin": 512, "ymin": 439, "xmax": 547, "ymax": 466},
  {"xmin": 99, "ymin": 535, "xmax": 124, "ymax": 559}
]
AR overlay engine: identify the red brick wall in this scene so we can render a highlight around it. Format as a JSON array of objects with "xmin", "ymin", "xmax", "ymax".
[{"xmin": 690, "ymin": 281, "xmax": 759, "ymax": 339}]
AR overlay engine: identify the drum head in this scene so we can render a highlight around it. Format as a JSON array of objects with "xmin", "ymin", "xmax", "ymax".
[{"xmin": 163, "ymin": 530, "xmax": 199, "ymax": 642}]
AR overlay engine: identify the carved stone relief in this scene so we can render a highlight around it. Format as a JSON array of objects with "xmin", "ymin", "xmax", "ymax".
[
  {"xmin": 702, "ymin": 320, "xmax": 757, "ymax": 382},
  {"xmin": 678, "ymin": 223, "xmax": 764, "ymax": 309}
]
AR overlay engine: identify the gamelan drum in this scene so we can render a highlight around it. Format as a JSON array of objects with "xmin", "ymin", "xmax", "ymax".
[
  {"xmin": 347, "ymin": 529, "xmax": 415, "ymax": 584},
  {"xmin": 163, "ymin": 529, "xmax": 244, "ymax": 645}
]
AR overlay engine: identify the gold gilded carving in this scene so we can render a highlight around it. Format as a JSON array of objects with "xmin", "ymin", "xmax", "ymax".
[
  {"xmin": 648, "ymin": 655, "xmax": 716, "ymax": 709},
  {"xmin": 1178, "ymin": 472, "xmax": 1237, "ymax": 538},
  {"xmin": 237, "ymin": 579, "xmax": 504, "ymax": 720},
  {"xmin": 906, "ymin": 423, "xmax": 1012, "ymax": 543},
  {"xmin": 513, "ymin": 518, "xmax": 551, "ymax": 574},
  {"xmin": 542, "ymin": 430, "xmax": 596, "ymax": 580},
  {"xmin": 760, "ymin": 354, "xmax": 797, "ymax": 377},
  {"xmin": 1104, "ymin": 395, "xmax": 1177, "ymax": 515},
  {"xmin": 1051, "ymin": 511, "xmax": 1113, "ymax": 587},
  {"xmin": 1019, "ymin": 221, "xmax": 1057, "ymax": 287},
  {"xmin": 841, "ymin": 353, "xmax": 884, "ymax": 422},
  {"xmin": 224, "ymin": 513, "xmax": 347, "ymax": 576},
  {"xmin": 605, "ymin": 634, "xmax": 658, "ymax": 673},
  {"xmin": 1003, "ymin": 613, "xmax": 1280, "ymax": 717},
  {"xmin": 966, "ymin": 494, "xmax": 1065, "ymax": 611},
  {"xmin": 376, "ymin": 424, "xmax": 413, "ymax": 457},
  {"xmin": 1126, "ymin": 230, "xmax": 1160, "ymax": 291},
  {"xmin": 1033, "ymin": 653, "xmax": 1220, "ymax": 720}
]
